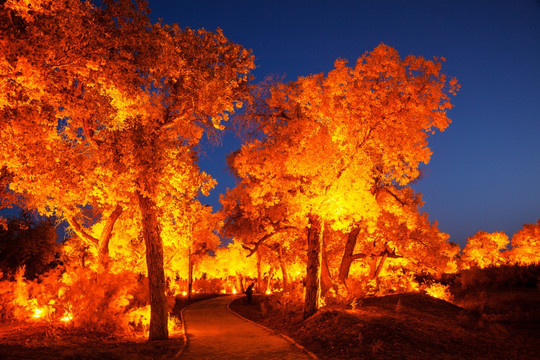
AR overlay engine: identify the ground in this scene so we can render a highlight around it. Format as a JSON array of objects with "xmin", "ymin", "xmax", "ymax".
[
  {"xmin": 0, "ymin": 294, "xmax": 219, "ymax": 360},
  {"xmin": 230, "ymin": 287, "xmax": 540, "ymax": 360},
  {"xmin": 0, "ymin": 323, "xmax": 183, "ymax": 360},
  {"xmin": 1, "ymin": 285, "xmax": 539, "ymax": 359}
]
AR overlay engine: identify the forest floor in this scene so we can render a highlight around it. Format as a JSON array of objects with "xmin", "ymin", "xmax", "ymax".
[
  {"xmin": 0, "ymin": 293, "xmax": 220, "ymax": 360},
  {"xmin": 2, "ymin": 287, "xmax": 539, "ymax": 359},
  {"xmin": 229, "ymin": 286, "xmax": 540, "ymax": 360}
]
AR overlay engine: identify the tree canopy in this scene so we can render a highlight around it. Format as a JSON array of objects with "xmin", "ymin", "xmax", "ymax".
[
  {"xmin": 224, "ymin": 44, "xmax": 459, "ymax": 317},
  {"xmin": 0, "ymin": 0, "xmax": 253, "ymax": 339}
]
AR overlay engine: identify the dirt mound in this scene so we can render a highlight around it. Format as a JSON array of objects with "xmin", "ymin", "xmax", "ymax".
[
  {"xmin": 294, "ymin": 294, "xmax": 477, "ymax": 359},
  {"xmin": 231, "ymin": 291, "xmax": 540, "ymax": 359},
  {"xmin": 361, "ymin": 292, "xmax": 463, "ymax": 314}
]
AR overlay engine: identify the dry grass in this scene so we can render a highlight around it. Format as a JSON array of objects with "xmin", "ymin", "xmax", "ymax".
[
  {"xmin": 0, "ymin": 293, "xmax": 222, "ymax": 360},
  {"xmin": 0, "ymin": 322, "xmax": 184, "ymax": 360},
  {"xmin": 230, "ymin": 289, "xmax": 540, "ymax": 359}
]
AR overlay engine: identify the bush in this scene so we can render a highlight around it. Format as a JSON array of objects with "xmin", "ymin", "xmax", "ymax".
[
  {"xmin": 0, "ymin": 216, "xmax": 59, "ymax": 279},
  {"xmin": 0, "ymin": 264, "xmax": 155, "ymax": 336},
  {"xmin": 457, "ymin": 264, "xmax": 540, "ymax": 290}
]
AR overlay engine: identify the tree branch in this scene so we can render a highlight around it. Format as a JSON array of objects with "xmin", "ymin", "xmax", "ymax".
[
  {"xmin": 66, "ymin": 216, "xmax": 99, "ymax": 247},
  {"xmin": 98, "ymin": 204, "xmax": 123, "ymax": 266},
  {"xmin": 382, "ymin": 186, "xmax": 407, "ymax": 206},
  {"xmin": 242, "ymin": 226, "xmax": 297, "ymax": 257},
  {"xmin": 350, "ymin": 253, "xmax": 368, "ymax": 261}
]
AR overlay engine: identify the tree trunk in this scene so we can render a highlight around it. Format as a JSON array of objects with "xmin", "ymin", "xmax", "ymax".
[
  {"xmin": 67, "ymin": 204, "xmax": 123, "ymax": 273},
  {"xmin": 188, "ymin": 247, "xmax": 193, "ymax": 302},
  {"xmin": 320, "ymin": 243, "xmax": 333, "ymax": 296},
  {"xmin": 278, "ymin": 243, "xmax": 289, "ymax": 292},
  {"xmin": 256, "ymin": 249, "xmax": 262, "ymax": 293},
  {"xmin": 137, "ymin": 190, "xmax": 168, "ymax": 341},
  {"xmin": 265, "ymin": 269, "xmax": 272, "ymax": 293},
  {"xmin": 304, "ymin": 214, "xmax": 322, "ymax": 319},
  {"xmin": 338, "ymin": 227, "xmax": 360, "ymax": 282},
  {"xmin": 98, "ymin": 204, "xmax": 123, "ymax": 271},
  {"xmin": 373, "ymin": 253, "xmax": 388, "ymax": 279},
  {"xmin": 236, "ymin": 273, "xmax": 245, "ymax": 293}
]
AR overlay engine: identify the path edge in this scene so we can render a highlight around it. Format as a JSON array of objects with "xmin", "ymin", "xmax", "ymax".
[
  {"xmin": 173, "ymin": 300, "xmax": 192, "ymax": 358},
  {"xmin": 226, "ymin": 299, "xmax": 319, "ymax": 360}
]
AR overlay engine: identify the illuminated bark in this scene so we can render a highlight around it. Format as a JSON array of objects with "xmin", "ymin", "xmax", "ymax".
[
  {"xmin": 304, "ymin": 214, "xmax": 322, "ymax": 319},
  {"xmin": 373, "ymin": 253, "xmax": 388, "ymax": 279},
  {"xmin": 137, "ymin": 190, "xmax": 168, "ymax": 341},
  {"xmin": 97, "ymin": 204, "xmax": 123, "ymax": 271},
  {"xmin": 256, "ymin": 249, "xmax": 262, "ymax": 292},
  {"xmin": 320, "ymin": 238, "xmax": 333, "ymax": 296},
  {"xmin": 66, "ymin": 204, "xmax": 123, "ymax": 272},
  {"xmin": 338, "ymin": 227, "xmax": 361, "ymax": 282}
]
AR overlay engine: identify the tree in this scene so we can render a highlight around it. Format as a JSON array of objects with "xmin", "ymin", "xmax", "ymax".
[
  {"xmin": 0, "ymin": 0, "xmax": 253, "ymax": 339},
  {"xmin": 162, "ymin": 202, "xmax": 222, "ymax": 298},
  {"xmin": 507, "ymin": 220, "xmax": 540, "ymax": 265},
  {"xmin": 462, "ymin": 231, "xmax": 509, "ymax": 269},
  {"xmin": 0, "ymin": 211, "xmax": 59, "ymax": 279},
  {"xmin": 336, "ymin": 187, "xmax": 458, "ymax": 292},
  {"xmin": 230, "ymin": 44, "xmax": 458, "ymax": 318},
  {"xmin": 220, "ymin": 179, "xmax": 303, "ymax": 292},
  {"xmin": 0, "ymin": 167, "xmax": 23, "ymax": 231}
]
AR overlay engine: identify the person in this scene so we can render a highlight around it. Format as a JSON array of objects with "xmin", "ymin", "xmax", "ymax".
[{"xmin": 245, "ymin": 283, "xmax": 255, "ymax": 304}]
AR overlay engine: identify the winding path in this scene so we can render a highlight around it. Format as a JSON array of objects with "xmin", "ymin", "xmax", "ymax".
[{"xmin": 179, "ymin": 295, "xmax": 313, "ymax": 360}]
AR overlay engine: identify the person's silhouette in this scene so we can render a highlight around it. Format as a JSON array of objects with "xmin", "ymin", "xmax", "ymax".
[{"xmin": 245, "ymin": 283, "xmax": 255, "ymax": 304}]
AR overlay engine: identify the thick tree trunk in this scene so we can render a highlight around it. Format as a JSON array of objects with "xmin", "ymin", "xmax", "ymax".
[
  {"xmin": 137, "ymin": 191, "xmax": 168, "ymax": 341},
  {"xmin": 304, "ymin": 214, "xmax": 322, "ymax": 319},
  {"xmin": 338, "ymin": 227, "xmax": 360, "ymax": 282},
  {"xmin": 278, "ymin": 243, "xmax": 289, "ymax": 292}
]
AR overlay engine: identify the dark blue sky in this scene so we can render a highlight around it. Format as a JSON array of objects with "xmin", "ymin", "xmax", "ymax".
[{"xmin": 148, "ymin": 0, "xmax": 540, "ymax": 247}]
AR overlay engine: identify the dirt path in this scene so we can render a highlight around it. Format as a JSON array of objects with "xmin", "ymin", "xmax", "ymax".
[{"xmin": 180, "ymin": 295, "xmax": 312, "ymax": 360}]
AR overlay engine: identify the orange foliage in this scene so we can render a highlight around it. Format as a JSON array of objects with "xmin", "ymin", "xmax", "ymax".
[
  {"xmin": 424, "ymin": 282, "xmax": 453, "ymax": 302},
  {"xmin": 1, "ymin": 0, "xmax": 253, "ymax": 339},
  {"xmin": 223, "ymin": 44, "xmax": 458, "ymax": 313},
  {"xmin": 462, "ymin": 231, "xmax": 509, "ymax": 269},
  {"xmin": 507, "ymin": 220, "xmax": 540, "ymax": 265}
]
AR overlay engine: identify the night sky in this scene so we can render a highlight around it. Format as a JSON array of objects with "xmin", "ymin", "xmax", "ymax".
[{"xmin": 146, "ymin": 0, "xmax": 540, "ymax": 248}]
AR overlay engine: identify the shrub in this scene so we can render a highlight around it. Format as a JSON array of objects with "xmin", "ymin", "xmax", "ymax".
[
  {"xmin": 0, "ymin": 264, "xmax": 156, "ymax": 336},
  {"xmin": 457, "ymin": 264, "xmax": 540, "ymax": 290},
  {"xmin": 424, "ymin": 282, "xmax": 453, "ymax": 302}
]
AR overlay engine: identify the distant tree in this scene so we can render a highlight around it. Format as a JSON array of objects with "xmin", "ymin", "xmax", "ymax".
[
  {"xmin": 461, "ymin": 231, "xmax": 509, "ymax": 269},
  {"xmin": 0, "ymin": 167, "xmax": 22, "ymax": 231},
  {"xmin": 0, "ymin": 212, "xmax": 59, "ymax": 279},
  {"xmin": 220, "ymin": 179, "xmax": 302, "ymax": 292},
  {"xmin": 198, "ymin": 241, "xmax": 259, "ymax": 292},
  {"xmin": 229, "ymin": 44, "xmax": 458, "ymax": 318},
  {"xmin": 0, "ymin": 0, "xmax": 253, "ymax": 339},
  {"xmin": 507, "ymin": 220, "xmax": 540, "ymax": 265}
]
